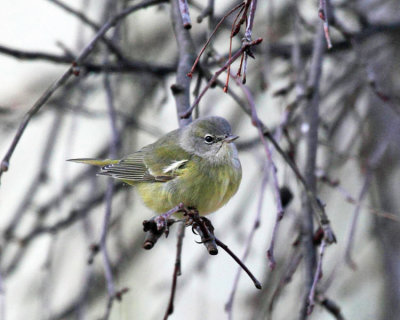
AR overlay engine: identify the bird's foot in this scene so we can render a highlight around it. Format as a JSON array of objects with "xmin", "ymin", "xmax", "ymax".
[{"xmin": 184, "ymin": 212, "xmax": 218, "ymax": 255}]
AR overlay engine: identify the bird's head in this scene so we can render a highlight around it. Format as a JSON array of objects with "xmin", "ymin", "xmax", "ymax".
[{"xmin": 180, "ymin": 116, "xmax": 239, "ymax": 162}]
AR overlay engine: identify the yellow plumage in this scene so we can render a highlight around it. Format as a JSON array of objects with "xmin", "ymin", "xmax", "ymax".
[{"xmin": 68, "ymin": 116, "xmax": 242, "ymax": 216}]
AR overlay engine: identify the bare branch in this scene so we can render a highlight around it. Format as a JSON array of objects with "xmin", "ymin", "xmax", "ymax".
[
  {"xmin": 49, "ymin": 0, "xmax": 132, "ymax": 61},
  {"xmin": 230, "ymin": 75, "xmax": 284, "ymax": 268},
  {"xmin": 344, "ymin": 171, "xmax": 371, "ymax": 269},
  {"xmin": 163, "ymin": 222, "xmax": 185, "ymax": 320},
  {"xmin": 316, "ymin": 295, "xmax": 346, "ymax": 320},
  {"xmin": 225, "ymin": 165, "xmax": 269, "ymax": 319},
  {"xmin": 181, "ymin": 38, "xmax": 263, "ymax": 118},
  {"xmin": 0, "ymin": 44, "xmax": 175, "ymax": 74},
  {"xmin": 4, "ymin": 109, "xmax": 65, "ymax": 241},
  {"xmin": 215, "ymin": 238, "xmax": 262, "ymax": 290},
  {"xmin": 0, "ymin": 0, "xmax": 166, "ymax": 183},
  {"xmin": 307, "ymin": 239, "xmax": 327, "ymax": 315},
  {"xmin": 170, "ymin": 0, "xmax": 196, "ymax": 126},
  {"xmin": 179, "ymin": 0, "xmax": 192, "ymax": 29},
  {"xmin": 318, "ymin": 0, "xmax": 333, "ymax": 49},
  {"xmin": 299, "ymin": 23, "xmax": 325, "ymax": 320}
]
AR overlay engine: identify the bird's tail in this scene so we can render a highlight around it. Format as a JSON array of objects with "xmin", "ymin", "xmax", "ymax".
[{"xmin": 67, "ymin": 158, "xmax": 119, "ymax": 166}]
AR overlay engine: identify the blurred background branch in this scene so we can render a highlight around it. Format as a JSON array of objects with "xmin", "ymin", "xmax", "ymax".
[{"xmin": 0, "ymin": 0, "xmax": 400, "ymax": 319}]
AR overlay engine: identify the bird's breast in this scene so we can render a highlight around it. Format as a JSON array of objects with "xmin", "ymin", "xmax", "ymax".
[
  {"xmin": 169, "ymin": 155, "xmax": 242, "ymax": 215},
  {"xmin": 136, "ymin": 153, "xmax": 241, "ymax": 215}
]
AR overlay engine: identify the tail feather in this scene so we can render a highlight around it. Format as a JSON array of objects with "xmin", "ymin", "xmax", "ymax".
[{"xmin": 67, "ymin": 158, "xmax": 119, "ymax": 166}]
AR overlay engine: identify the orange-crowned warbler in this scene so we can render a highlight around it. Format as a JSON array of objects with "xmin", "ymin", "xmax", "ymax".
[{"xmin": 68, "ymin": 116, "xmax": 242, "ymax": 215}]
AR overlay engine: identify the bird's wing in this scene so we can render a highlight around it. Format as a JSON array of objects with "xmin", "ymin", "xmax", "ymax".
[
  {"xmin": 98, "ymin": 150, "xmax": 170, "ymax": 182},
  {"xmin": 99, "ymin": 132, "xmax": 191, "ymax": 183}
]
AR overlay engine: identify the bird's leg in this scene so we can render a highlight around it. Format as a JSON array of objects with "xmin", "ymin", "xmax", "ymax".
[
  {"xmin": 142, "ymin": 204, "xmax": 187, "ymax": 250},
  {"xmin": 183, "ymin": 207, "xmax": 196, "ymax": 226},
  {"xmin": 154, "ymin": 203, "xmax": 186, "ymax": 231}
]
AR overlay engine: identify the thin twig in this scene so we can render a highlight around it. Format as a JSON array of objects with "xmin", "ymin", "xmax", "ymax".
[
  {"xmin": 163, "ymin": 222, "xmax": 185, "ymax": 320},
  {"xmin": 196, "ymin": 0, "xmax": 214, "ymax": 23},
  {"xmin": 100, "ymin": 26, "xmax": 121, "ymax": 316},
  {"xmin": 268, "ymin": 251, "xmax": 303, "ymax": 318},
  {"xmin": 241, "ymin": 0, "xmax": 258, "ymax": 83},
  {"xmin": 4, "ymin": 109, "xmax": 64, "ymax": 240},
  {"xmin": 49, "ymin": 0, "xmax": 131, "ymax": 60},
  {"xmin": 4, "ymin": 82, "xmax": 158, "ymax": 277},
  {"xmin": 307, "ymin": 239, "xmax": 327, "ymax": 315},
  {"xmin": 225, "ymin": 165, "xmax": 269, "ymax": 319},
  {"xmin": 197, "ymin": 64, "xmax": 248, "ymax": 114},
  {"xmin": 224, "ymin": 4, "xmax": 246, "ymax": 91},
  {"xmin": 299, "ymin": 24, "xmax": 325, "ymax": 320},
  {"xmin": 101, "ymin": 180, "xmax": 123, "ymax": 320},
  {"xmin": 344, "ymin": 171, "xmax": 371, "ymax": 269},
  {"xmin": 317, "ymin": 295, "xmax": 346, "ymax": 320},
  {"xmin": 0, "ymin": 44, "xmax": 175, "ymax": 74},
  {"xmin": 178, "ymin": 0, "xmax": 192, "ymax": 29},
  {"xmin": 364, "ymin": 61, "xmax": 400, "ymax": 119},
  {"xmin": 192, "ymin": 73, "xmax": 203, "ymax": 118},
  {"xmin": 318, "ymin": 0, "xmax": 333, "ymax": 49},
  {"xmin": 292, "ymin": 3, "xmax": 306, "ymax": 99},
  {"xmin": 187, "ymin": 2, "xmax": 245, "ymax": 77},
  {"xmin": 215, "ymin": 238, "xmax": 262, "ymax": 290},
  {"xmin": 201, "ymin": 49, "xmax": 335, "ymax": 244},
  {"xmin": 13, "ymin": 184, "xmax": 125, "ymax": 253},
  {"xmin": 0, "ymin": 0, "xmax": 165, "ymax": 183},
  {"xmin": 319, "ymin": 173, "xmax": 400, "ymax": 222},
  {"xmin": 40, "ymin": 234, "xmax": 58, "ymax": 319},
  {"xmin": 231, "ymin": 75, "xmax": 284, "ymax": 269},
  {"xmin": 181, "ymin": 38, "xmax": 262, "ymax": 118},
  {"xmin": 244, "ymin": 0, "xmax": 257, "ymax": 39}
]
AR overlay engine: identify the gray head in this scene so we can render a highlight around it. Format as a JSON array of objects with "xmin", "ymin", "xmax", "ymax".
[{"xmin": 180, "ymin": 116, "xmax": 239, "ymax": 160}]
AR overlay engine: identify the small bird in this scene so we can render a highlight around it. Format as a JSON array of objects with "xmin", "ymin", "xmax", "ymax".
[{"xmin": 68, "ymin": 116, "xmax": 242, "ymax": 216}]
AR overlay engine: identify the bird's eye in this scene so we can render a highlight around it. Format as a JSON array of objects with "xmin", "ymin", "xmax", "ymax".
[{"xmin": 204, "ymin": 134, "xmax": 215, "ymax": 144}]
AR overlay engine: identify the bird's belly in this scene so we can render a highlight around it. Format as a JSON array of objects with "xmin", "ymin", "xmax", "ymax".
[{"xmin": 136, "ymin": 164, "xmax": 241, "ymax": 215}]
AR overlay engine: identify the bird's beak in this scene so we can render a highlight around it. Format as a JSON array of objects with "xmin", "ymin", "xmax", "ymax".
[{"xmin": 224, "ymin": 134, "xmax": 239, "ymax": 143}]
